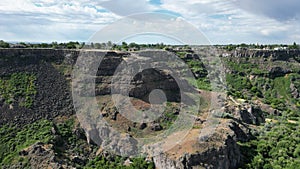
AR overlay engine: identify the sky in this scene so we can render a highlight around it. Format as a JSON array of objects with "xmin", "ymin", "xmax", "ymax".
[{"xmin": 0, "ymin": 0, "xmax": 300, "ymax": 44}]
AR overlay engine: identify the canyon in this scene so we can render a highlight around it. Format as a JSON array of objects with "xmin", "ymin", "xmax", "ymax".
[{"xmin": 0, "ymin": 48, "xmax": 299, "ymax": 169}]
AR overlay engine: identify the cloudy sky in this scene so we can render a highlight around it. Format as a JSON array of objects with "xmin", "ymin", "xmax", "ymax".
[{"xmin": 0, "ymin": 0, "xmax": 299, "ymax": 44}]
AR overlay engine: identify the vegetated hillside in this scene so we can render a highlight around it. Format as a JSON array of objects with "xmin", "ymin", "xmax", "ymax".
[
  {"xmin": 0, "ymin": 48, "xmax": 299, "ymax": 169},
  {"xmin": 181, "ymin": 47, "xmax": 300, "ymax": 168},
  {"xmin": 221, "ymin": 53, "xmax": 300, "ymax": 168}
]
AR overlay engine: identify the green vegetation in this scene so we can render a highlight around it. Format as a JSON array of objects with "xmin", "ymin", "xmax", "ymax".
[
  {"xmin": 186, "ymin": 59, "xmax": 211, "ymax": 91},
  {"xmin": 85, "ymin": 156, "xmax": 154, "ymax": 169},
  {"xmin": 175, "ymin": 51, "xmax": 189, "ymax": 59},
  {"xmin": 187, "ymin": 60, "xmax": 208, "ymax": 77},
  {"xmin": 188, "ymin": 78, "xmax": 212, "ymax": 91},
  {"xmin": 54, "ymin": 118, "xmax": 77, "ymax": 146},
  {"xmin": 224, "ymin": 57, "xmax": 300, "ymax": 169},
  {"xmin": 224, "ymin": 60, "xmax": 264, "ymax": 99},
  {"xmin": 112, "ymin": 42, "xmax": 168, "ymax": 51},
  {"xmin": 0, "ymin": 118, "xmax": 156, "ymax": 168},
  {"xmin": 226, "ymin": 74, "xmax": 253, "ymax": 99},
  {"xmin": 0, "ymin": 118, "xmax": 85, "ymax": 167},
  {"xmin": 224, "ymin": 60, "xmax": 299, "ymax": 111},
  {"xmin": 226, "ymin": 60, "xmax": 262, "ymax": 74},
  {"xmin": 0, "ymin": 40, "xmax": 10, "ymax": 48},
  {"xmin": 220, "ymin": 43, "xmax": 300, "ymax": 51},
  {"xmin": 0, "ymin": 73, "xmax": 37, "ymax": 108},
  {"xmin": 159, "ymin": 103, "xmax": 179, "ymax": 129},
  {"xmin": 0, "ymin": 120, "xmax": 53, "ymax": 165},
  {"xmin": 2, "ymin": 41, "xmax": 299, "ymax": 51},
  {"xmin": 240, "ymin": 111, "xmax": 300, "ymax": 169},
  {"xmin": 2, "ymin": 41, "xmax": 84, "ymax": 49}
]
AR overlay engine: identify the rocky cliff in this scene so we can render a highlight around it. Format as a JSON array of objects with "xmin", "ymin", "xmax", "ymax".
[
  {"xmin": 0, "ymin": 48, "xmax": 299, "ymax": 169},
  {"xmin": 0, "ymin": 49, "xmax": 77, "ymax": 126},
  {"xmin": 222, "ymin": 49, "xmax": 300, "ymax": 62}
]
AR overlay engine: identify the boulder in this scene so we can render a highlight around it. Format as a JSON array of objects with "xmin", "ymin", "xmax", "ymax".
[
  {"xmin": 151, "ymin": 123, "xmax": 162, "ymax": 131},
  {"xmin": 269, "ymin": 66, "xmax": 290, "ymax": 78}
]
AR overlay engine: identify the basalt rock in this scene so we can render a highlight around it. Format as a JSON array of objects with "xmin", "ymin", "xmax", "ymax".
[{"xmin": 222, "ymin": 49, "xmax": 300, "ymax": 62}]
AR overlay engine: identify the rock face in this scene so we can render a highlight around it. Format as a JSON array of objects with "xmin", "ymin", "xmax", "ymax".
[
  {"xmin": 96, "ymin": 52, "xmax": 182, "ymax": 102},
  {"xmin": 222, "ymin": 49, "xmax": 300, "ymax": 62},
  {"xmin": 290, "ymin": 83, "xmax": 299, "ymax": 99},
  {"xmin": 0, "ymin": 49, "xmax": 75, "ymax": 127},
  {"xmin": 153, "ymin": 120, "xmax": 250, "ymax": 169},
  {"xmin": 0, "ymin": 49, "xmax": 182, "ymax": 127},
  {"xmin": 153, "ymin": 97, "xmax": 263, "ymax": 169},
  {"xmin": 269, "ymin": 66, "xmax": 291, "ymax": 78}
]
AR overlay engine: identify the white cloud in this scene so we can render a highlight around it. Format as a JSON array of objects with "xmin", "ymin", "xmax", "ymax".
[
  {"xmin": 98, "ymin": 0, "xmax": 158, "ymax": 16},
  {"xmin": 0, "ymin": 0, "xmax": 299, "ymax": 43},
  {"xmin": 0, "ymin": 0, "xmax": 121, "ymax": 42},
  {"xmin": 235, "ymin": 0, "xmax": 300, "ymax": 22},
  {"xmin": 159, "ymin": 0, "xmax": 300, "ymax": 44}
]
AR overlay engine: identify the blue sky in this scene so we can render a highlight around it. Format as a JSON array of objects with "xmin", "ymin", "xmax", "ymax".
[{"xmin": 0, "ymin": 0, "xmax": 299, "ymax": 44}]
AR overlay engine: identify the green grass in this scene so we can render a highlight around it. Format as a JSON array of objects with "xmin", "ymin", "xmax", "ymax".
[
  {"xmin": 273, "ymin": 76, "xmax": 291, "ymax": 99},
  {"xmin": 0, "ymin": 117, "xmax": 89, "ymax": 167},
  {"xmin": 261, "ymin": 75, "xmax": 298, "ymax": 111},
  {"xmin": 0, "ymin": 73, "xmax": 37, "ymax": 108},
  {"xmin": 84, "ymin": 155, "xmax": 155, "ymax": 169},
  {"xmin": 0, "ymin": 120, "xmax": 53, "ymax": 165},
  {"xmin": 225, "ymin": 60, "xmax": 259, "ymax": 74},
  {"xmin": 187, "ymin": 77, "xmax": 212, "ymax": 91},
  {"xmin": 223, "ymin": 57, "xmax": 300, "ymax": 111},
  {"xmin": 175, "ymin": 51, "xmax": 189, "ymax": 59}
]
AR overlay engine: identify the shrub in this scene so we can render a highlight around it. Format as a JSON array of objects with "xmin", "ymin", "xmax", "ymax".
[{"xmin": 0, "ymin": 73, "xmax": 36, "ymax": 108}]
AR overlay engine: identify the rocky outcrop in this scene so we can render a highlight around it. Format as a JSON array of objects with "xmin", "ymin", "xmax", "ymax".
[
  {"xmin": 152, "ymin": 97, "xmax": 263, "ymax": 169},
  {"xmin": 269, "ymin": 66, "xmax": 291, "ymax": 78},
  {"xmin": 0, "ymin": 48, "xmax": 79, "ymax": 64},
  {"xmin": 153, "ymin": 119, "xmax": 251, "ymax": 169},
  {"xmin": 222, "ymin": 49, "xmax": 300, "ymax": 62},
  {"xmin": 290, "ymin": 82, "xmax": 299, "ymax": 99}
]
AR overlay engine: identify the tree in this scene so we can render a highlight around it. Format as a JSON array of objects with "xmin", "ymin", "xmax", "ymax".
[
  {"xmin": 0, "ymin": 40, "xmax": 9, "ymax": 48},
  {"xmin": 121, "ymin": 42, "xmax": 128, "ymax": 51},
  {"xmin": 107, "ymin": 41, "xmax": 112, "ymax": 47},
  {"xmin": 52, "ymin": 42, "xmax": 58, "ymax": 49},
  {"xmin": 94, "ymin": 43, "xmax": 101, "ymax": 49},
  {"xmin": 289, "ymin": 42, "xmax": 299, "ymax": 49}
]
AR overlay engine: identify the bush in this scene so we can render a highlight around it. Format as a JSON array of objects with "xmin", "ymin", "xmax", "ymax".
[
  {"xmin": 84, "ymin": 156, "xmax": 155, "ymax": 169},
  {"xmin": 0, "ymin": 120, "xmax": 53, "ymax": 165},
  {"xmin": 241, "ymin": 111, "xmax": 300, "ymax": 168},
  {"xmin": 0, "ymin": 40, "xmax": 9, "ymax": 48},
  {"xmin": 0, "ymin": 73, "xmax": 37, "ymax": 108}
]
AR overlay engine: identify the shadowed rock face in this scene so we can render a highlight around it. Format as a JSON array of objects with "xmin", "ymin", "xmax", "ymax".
[
  {"xmin": 129, "ymin": 68, "xmax": 180, "ymax": 102},
  {"xmin": 269, "ymin": 66, "xmax": 291, "ymax": 78},
  {"xmin": 0, "ymin": 49, "xmax": 182, "ymax": 127},
  {"xmin": 96, "ymin": 57, "xmax": 181, "ymax": 102},
  {"xmin": 223, "ymin": 49, "xmax": 300, "ymax": 62}
]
